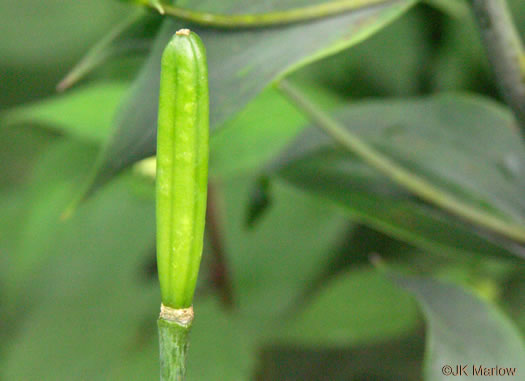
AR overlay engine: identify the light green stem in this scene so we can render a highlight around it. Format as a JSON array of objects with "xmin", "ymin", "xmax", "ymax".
[
  {"xmin": 471, "ymin": 0, "xmax": 525, "ymax": 132},
  {"xmin": 277, "ymin": 79, "xmax": 525, "ymax": 243},
  {"xmin": 158, "ymin": 305, "xmax": 194, "ymax": 381},
  {"xmin": 140, "ymin": 0, "xmax": 396, "ymax": 28}
]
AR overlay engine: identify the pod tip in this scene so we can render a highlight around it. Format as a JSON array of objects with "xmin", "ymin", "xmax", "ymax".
[{"xmin": 176, "ymin": 28, "xmax": 191, "ymax": 36}]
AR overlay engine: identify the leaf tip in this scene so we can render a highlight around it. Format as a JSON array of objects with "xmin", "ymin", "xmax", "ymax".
[
  {"xmin": 61, "ymin": 193, "xmax": 86, "ymax": 221},
  {"xmin": 152, "ymin": 1, "xmax": 165, "ymax": 14},
  {"xmin": 56, "ymin": 71, "xmax": 78, "ymax": 92},
  {"xmin": 60, "ymin": 206, "xmax": 75, "ymax": 221},
  {"xmin": 56, "ymin": 78, "xmax": 70, "ymax": 93},
  {"xmin": 369, "ymin": 252, "xmax": 386, "ymax": 270}
]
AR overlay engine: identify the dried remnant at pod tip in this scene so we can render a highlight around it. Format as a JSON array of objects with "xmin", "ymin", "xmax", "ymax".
[
  {"xmin": 156, "ymin": 29, "xmax": 209, "ymax": 310},
  {"xmin": 176, "ymin": 28, "xmax": 190, "ymax": 36}
]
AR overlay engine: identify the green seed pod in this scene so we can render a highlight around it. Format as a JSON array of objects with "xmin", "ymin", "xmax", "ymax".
[{"xmin": 156, "ymin": 29, "xmax": 209, "ymax": 309}]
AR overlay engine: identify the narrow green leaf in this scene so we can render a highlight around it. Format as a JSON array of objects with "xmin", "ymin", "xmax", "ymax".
[
  {"xmin": 57, "ymin": 10, "xmax": 159, "ymax": 91},
  {"xmin": 1, "ymin": 82, "xmax": 128, "ymax": 142}
]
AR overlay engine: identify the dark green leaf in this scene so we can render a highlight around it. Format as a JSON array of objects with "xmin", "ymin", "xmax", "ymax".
[
  {"xmin": 86, "ymin": 0, "xmax": 417, "ymax": 195},
  {"xmin": 258, "ymin": 335, "xmax": 424, "ymax": 381},
  {"xmin": 245, "ymin": 175, "xmax": 272, "ymax": 227},
  {"xmin": 431, "ymin": 9, "xmax": 489, "ymax": 92},
  {"xmin": 2, "ymin": 142, "xmax": 157, "ymax": 380},
  {"xmin": 274, "ymin": 94, "xmax": 525, "ymax": 253},
  {"xmin": 293, "ymin": 6, "xmax": 429, "ymax": 97},
  {"xmin": 275, "ymin": 148, "xmax": 521, "ymax": 260},
  {"xmin": 106, "ymin": 297, "xmax": 258, "ymax": 381},
  {"xmin": 278, "ymin": 267, "xmax": 419, "ymax": 345},
  {"xmin": 222, "ymin": 176, "xmax": 349, "ymax": 320},
  {"xmin": 422, "ymin": 0, "xmax": 469, "ymax": 18},
  {"xmin": 3, "ymin": 139, "xmax": 99, "ymax": 301},
  {"xmin": 1, "ymin": 139, "xmax": 259, "ymax": 380},
  {"xmin": 501, "ymin": 269, "xmax": 525, "ymax": 338},
  {"xmin": 209, "ymin": 84, "xmax": 343, "ymax": 178},
  {"xmin": 0, "ymin": 125, "xmax": 56, "ymax": 188},
  {"xmin": 393, "ymin": 274, "xmax": 525, "ymax": 380}
]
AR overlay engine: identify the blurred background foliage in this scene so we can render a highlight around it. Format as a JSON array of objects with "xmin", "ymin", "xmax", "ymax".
[{"xmin": 1, "ymin": 0, "xmax": 525, "ymax": 379}]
